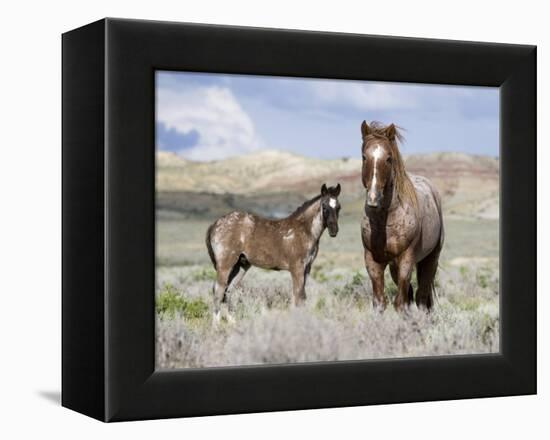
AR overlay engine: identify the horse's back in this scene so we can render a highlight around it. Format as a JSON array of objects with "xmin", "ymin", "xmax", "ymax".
[
  {"xmin": 209, "ymin": 211, "xmax": 254, "ymax": 255},
  {"xmin": 409, "ymin": 173, "xmax": 444, "ymax": 262}
]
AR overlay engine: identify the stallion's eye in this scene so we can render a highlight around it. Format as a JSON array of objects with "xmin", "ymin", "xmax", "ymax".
[{"xmin": 386, "ymin": 156, "xmax": 392, "ymax": 164}]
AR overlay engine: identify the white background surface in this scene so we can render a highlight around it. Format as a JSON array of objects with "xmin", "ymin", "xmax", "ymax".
[{"xmin": 1, "ymin": 0, "xmax": 546, "ymax": 437}]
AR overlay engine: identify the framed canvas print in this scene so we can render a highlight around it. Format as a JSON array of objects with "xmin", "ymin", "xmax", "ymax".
[{"xmin": 62, "ymin": 18, "xmax": 536, "ymax": 422}]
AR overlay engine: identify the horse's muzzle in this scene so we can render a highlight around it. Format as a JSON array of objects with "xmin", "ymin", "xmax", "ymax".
[
  {"xmin": 366, "ymin": 190, "xmax": 382, "ymax": 208},
  {"xmin": 366, "ymin": 200, "xmax": 380, "ymax": 208},
  {"xmin": 329, "ymin": 228, "xmax": 338, "ymax": 237}
]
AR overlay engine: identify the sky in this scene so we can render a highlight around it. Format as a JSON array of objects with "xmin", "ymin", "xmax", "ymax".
[{"xmin": 156, "ymin": 71, "xmax": 499, "ymax": 161}]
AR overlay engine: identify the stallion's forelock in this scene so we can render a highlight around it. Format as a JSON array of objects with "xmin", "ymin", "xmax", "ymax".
[{"xmin": 362, "ymin": 120, "xmax": 405, "ymax": 144}]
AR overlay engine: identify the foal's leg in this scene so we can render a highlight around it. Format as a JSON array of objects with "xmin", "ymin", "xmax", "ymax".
[
  {"xmin": 365, "ymin": 250, "xmax": 387, "ymax": 311},
  {"xmin": 212, "ymin": 258, "xmax": 239, "ymax": 324},
  {"xmin": 229, "ymin": 260, "xmax": 251, "ymax": 290},
  {"xmin": 393, "ymin": 249, "xmax": 415, "ymax": 311},
  {"xmin": 290, "ymin": 265, "xmax": 307, "ymax": 306},
  {"xmin": 212, "ymin": 270, "xmax": 229, "ymax": 324}
]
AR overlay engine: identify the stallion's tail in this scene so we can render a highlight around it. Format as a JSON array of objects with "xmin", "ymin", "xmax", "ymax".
[
  {"xmin": 432, "ymin": 186, "xmax": 445, "ymax": 302},
  {"xmin": 205, "ymin": 222, "xmax": 217, "ymax": 270}
]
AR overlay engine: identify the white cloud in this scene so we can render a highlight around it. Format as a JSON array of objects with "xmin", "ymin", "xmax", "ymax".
[
  {"xmin": 309, "ymin": 81, "xmax": 418, "ymax": 111},
  {"xmin": 157, "ymin": 85, "xmax": 263, "ymax": 161}
]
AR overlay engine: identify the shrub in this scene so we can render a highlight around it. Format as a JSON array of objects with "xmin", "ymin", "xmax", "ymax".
[
  {"xmin": 476, "ymin": 269, "xmax": 490, "ymax": 289},
  {"xmin": 315, "ymin": 297, "xmax": 326, "ymax": 312},
  {"xmin": 311, "ymin": 264, "xmax": 329, "ymax": 283},
  {"xmin": 156, "ymin": 284, "xmax": 209, "ymax": 320},
  {"xmin": 332, "ymin": 271, "xmax": 367, "ymax": 305},
  {"xmin": 191, "ymin": 267, "xmax": 217, "ymax": 282}
]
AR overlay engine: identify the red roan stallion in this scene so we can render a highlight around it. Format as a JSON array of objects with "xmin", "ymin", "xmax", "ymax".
[{"xmin": 360, "ymin": 121, "xmax": 444, "ymax": 311}]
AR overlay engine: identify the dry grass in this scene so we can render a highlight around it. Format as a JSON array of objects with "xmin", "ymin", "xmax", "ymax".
[
  {"xmin": 155, "ymin": 151, "xmax": 500, "ymax": 369},
  {"xmin": 156, "ymin": 255, "xmax": 499, "ymax": 369}
]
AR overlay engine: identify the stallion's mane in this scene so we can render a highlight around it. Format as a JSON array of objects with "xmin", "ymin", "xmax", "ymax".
[
  {"xmin": 289, "ymin": 194, "xmax": 322, "ymax": 218},
  {"xmin": 365, "ymin": 121, "xmax": 418, "ymax": 212}
]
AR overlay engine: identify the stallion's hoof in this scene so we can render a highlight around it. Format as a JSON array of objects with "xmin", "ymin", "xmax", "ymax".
[{"xmin": 372, "ymin": 301, "xmax": 387, "ymax": 314}]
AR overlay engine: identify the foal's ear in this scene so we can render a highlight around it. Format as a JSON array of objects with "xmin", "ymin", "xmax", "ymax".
[
  {"xmin": 385, "ymin": 123, "xmax": 397, "ymax": 141},
  {"xmin": 321, "ymin": 183, "xmax": 328, "ymax": 196},
  {"xmin": 334, "ymin": 183, "xmax": 341, "ymax": 197},
  {"xmin": 361, "ymin": 120, "xmax": 370, "ymax": 138}
]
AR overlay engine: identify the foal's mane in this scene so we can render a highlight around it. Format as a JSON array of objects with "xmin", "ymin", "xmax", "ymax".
[
  {"xmin": 289, "ymin": 194, "xmax": 322, "ymax": 218},
  {"xmin": 364, "ymin": 121, "xmax": 418, "ymax": 212}
]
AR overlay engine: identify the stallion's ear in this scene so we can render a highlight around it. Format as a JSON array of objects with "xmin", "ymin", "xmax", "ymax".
[
  {"xmin": 385, "ymin": 124, "xmax": 397, "ymax": 141},
  {"xmin": 334, "ymin": 183, "xmax": 341, "ymax": 196},
  {"xmin": 321, "ymin": 183, "xmax": 328, "ymax": 196},
  {"xmin": 361, "ymin": 120, "xmax": 370, "ymax": 138}
]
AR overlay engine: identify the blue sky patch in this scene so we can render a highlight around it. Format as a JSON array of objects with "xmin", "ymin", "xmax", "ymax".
[{"xmin": 156, "ymin": 71, "xmax": 499, "ymax": 161}]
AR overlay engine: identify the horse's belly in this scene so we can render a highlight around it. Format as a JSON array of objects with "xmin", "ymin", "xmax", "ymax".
[
  {"xmin": 415, "ymin": 216, "xmax": 442, "ymax": 262},
  {"xmin": 243, "ymin": 236, "xmax": 290, "ymax": 271},
  {"xmin": 411, "ymin": 175, "xmax": 443, "ymax": 262}
]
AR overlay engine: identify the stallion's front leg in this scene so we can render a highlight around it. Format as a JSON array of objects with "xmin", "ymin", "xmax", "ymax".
[
  {"xmin": 364, "ymin": 250, "xmax": 387, "ymax": 311},
  {"xmin": 290, "ymin": 266, "xmax": 307, "ymax": 306},
  {"xmin": 394, "ymin": 249, "xmax": 415, "ymax": 311}
]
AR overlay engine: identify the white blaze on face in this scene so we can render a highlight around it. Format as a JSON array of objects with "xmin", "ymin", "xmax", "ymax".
[
  {"xmin": 371, "ymin": 144, "xmax": 384, "ymax": 188},
  {"xmin": 329, "ymin": 198, "xmax": 337, "ymax": 208},
  {"xmin": 369, "ymin": 144, "xmax": 384, "ymax": 203}
]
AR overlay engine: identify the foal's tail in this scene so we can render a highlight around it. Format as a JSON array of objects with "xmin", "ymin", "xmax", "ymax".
[{"xmin": 205, "ymin": 222, "xmax": 217, "ymax": 270}]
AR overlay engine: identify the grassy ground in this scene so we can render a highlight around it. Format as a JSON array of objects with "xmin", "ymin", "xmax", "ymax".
[{"xmin": 155, "ymin": 213, "xmax": 499, "ymax": 369}]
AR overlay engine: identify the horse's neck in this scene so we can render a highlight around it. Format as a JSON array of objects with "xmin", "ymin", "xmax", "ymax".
[
  {"xmin": 300, "ymin": 200, "xmax": 324, "ymax": 241},
  {"xmin": 365, "ymin": 204, "xmax": 389, "ymax": 227},
  {"xmin": 366, "ymin": 180, "xmax": 415, "ymax": 226}
]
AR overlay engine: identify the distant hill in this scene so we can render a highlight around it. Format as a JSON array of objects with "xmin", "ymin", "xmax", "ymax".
[
  {"xmin": 156, "ymin": 150, "xmax": 499, "ymax": 221},
  {"xmin": 156, "ymin": 150, "xmax": 360, "ymax": 194}
]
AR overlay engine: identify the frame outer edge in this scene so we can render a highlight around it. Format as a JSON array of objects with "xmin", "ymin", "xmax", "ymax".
[
  {"xmin": 62, "ymin": 18, "xmax": 107, "ymax": 421},
  {"xmin": 99, "ymin": 19, "xmax": 537, "ymax": 421},
  {"xmin": 503, "ymin": 45, "xmax": 537, "ymax": 392}
]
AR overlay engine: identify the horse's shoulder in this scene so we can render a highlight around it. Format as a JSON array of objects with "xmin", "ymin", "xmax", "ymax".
[
  {"xmin": 409, "ymin": 173, "xmax": 441, "ymax": 203},
  {"xmin": 408, "ymin": 173, "xmax": 431, "ymax": 189}
]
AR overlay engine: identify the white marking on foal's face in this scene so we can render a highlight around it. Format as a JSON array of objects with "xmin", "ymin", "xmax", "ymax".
[{"xmin": 329, "ymin": 198, "xmax": 337, "ymax": 208}]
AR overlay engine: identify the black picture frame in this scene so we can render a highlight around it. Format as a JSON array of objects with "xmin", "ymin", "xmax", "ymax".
[{"xmin": 62, "ymin": 18, "xmax": 536, "ymax": 422}]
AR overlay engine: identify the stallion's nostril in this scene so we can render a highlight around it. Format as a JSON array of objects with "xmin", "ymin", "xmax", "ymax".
[{"xmin": 367, "ymin": 190, "xmax": 380, "ymax": 207}]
